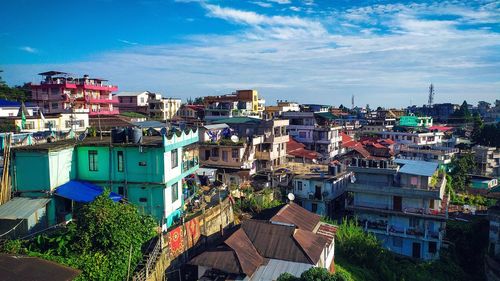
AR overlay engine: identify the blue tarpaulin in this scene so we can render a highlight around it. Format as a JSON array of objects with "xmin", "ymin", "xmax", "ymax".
[{"xmin": 55, "ymin": 181, "xmax": 122, "ymax": 203}]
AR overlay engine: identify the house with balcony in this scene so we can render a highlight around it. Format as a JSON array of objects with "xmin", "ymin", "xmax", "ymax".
[
  {"xmin": 473, "ymin": 146, "xmax": 500, "ymax": 178},
  {"xmin": 213, "ymin": 117, "xmax": 289, "ymax": 171},
  {"xmin": 203, "ymin": 90, "xmax": 265, "ymax": 121},
  {"xmin": 360, "ymin": 116, "xmax": 396, "ymax": 133},
  {"xmin": 11, "ymin": 128, "xmax": 199, "ymax": 228},
  {"xmin": 30, "ymin": 71, "xmax": 119, "ymax": 116},
  {"xmin": 198, "ymin": 123, "xmax": 261, "ymax": 185},
  {"xmin": 379, "ymin": 130, "xmax": 444, "ymax": 147},
  {"xmin": 176, "ymin": 104, "xmax": 205, "ymax": 126},
  {"xmin": 282, "ymin": 111, "xmax": 341, "ymax": 163},
  {"xmin": 346, "ymin": 158, "xmax": 448, "ymax": 260},
  {"xmin": 397, "ymin": 145, "xmax": 459, "ymax": 170},
  {"xmin": 291, "ymin": 162, "xmax": 353, "ymax": 217},
  {"xmin": 148, "ymin": 96, "xmax": 182, "ymax": 121},
  {"xmin": 114, "ymin": 91, "xmax": 153, "ymax": 114}
]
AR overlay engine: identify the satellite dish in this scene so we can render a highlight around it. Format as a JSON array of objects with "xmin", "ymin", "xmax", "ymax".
[
  {"xmin": 231, "ymin": 135, "xmax": 239, "ymax": 143},
  {"xmin": 287, "ymin": 193, "xmax": 295, "ymax": 201}
]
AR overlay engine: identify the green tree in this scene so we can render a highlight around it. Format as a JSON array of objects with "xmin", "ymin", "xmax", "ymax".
[
  {"xmin": 0, "ymin": 71, "xmax": 31, "ymax": 102},
  {"xmin": 2, "ymin": 192, "xmax": 157, "ymax": 281},
  {"xmin": 470, "ymin": 113, "xmax": 484, "ymax": 144},
  {"xmin": 451, "ymin": 101, "xmax": 472, "ymax": 124},
  {"xmin": 449, "ymin": 153, "xmax": 475, "ymax": 191}
]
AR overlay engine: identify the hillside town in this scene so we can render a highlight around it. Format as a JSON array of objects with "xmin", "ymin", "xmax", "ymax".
[{"xmin": 0, "ymin": 70, "xmax": 498, "ymax": 281}]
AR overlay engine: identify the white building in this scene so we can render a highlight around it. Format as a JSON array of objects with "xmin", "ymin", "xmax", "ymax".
[{"xmin": 148, "ymin": 97, "xmax": 182, "ymax": 121}]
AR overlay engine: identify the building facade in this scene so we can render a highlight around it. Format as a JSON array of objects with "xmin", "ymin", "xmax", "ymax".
[
  {"xmin": 11, "ymin": 129, "xmax": 199, "ymax": 228},
  {"xmin": 148, "ymin": 97, "xmax": 182, "ymax": 121},
  {"xmin": 346, "ymin": 159, "xmax": 448, "ymax": 260},
  {"xmin": 30, "ymin": 71, "xmax": 119, "ymax": 116},
  {"xmin": 282, "ymin": 111, "xmax": 341, "ymax": 162},
  {"xmin": 203, "ymin": 90, "xmax": 265, "ymax": 121},
  {"xmin": 473, "ymin": 146, "xmax": 500, "ymax": 178},
  {"xmin": 114, "ymin": 91, "xmax": 152, "ymax": 113}
]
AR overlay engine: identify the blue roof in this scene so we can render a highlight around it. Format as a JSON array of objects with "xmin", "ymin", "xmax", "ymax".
[
  {"xmin": 394, "ymin": 159, "xmax": 438, "ymax": 177},
  {"xmin": 55, "ymin": 181, "xmax": 122, "ymax": 203},
  {"xmin": 0, "ymin": 99, "xmax": 20, "ymax": 107}
]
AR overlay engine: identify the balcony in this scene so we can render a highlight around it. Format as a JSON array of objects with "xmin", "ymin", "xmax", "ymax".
[
  {"xmin": 346, "ymin": 201, "xmax": 447, "ymax": 220},
  {"xmin": 182, "ymin": 157, "xmax": 199, "ymax": 174},
  {"xmin": 89, "ymin": 109, "xmax": 120, "ymax": 116},
  {"xmin": 360, "ymin": 219, "xmax": 443, "ymax": 241},
  {"xmin": 255, "ymin": 150, "xmax": 271, "ymax": 160},
  {"xmin": 89, "ymin": 97, "xmax": 119, "ymax": 104},
  {"xmin": 347, "ymin": 183, "xmax": 442, "ymax": 200}
]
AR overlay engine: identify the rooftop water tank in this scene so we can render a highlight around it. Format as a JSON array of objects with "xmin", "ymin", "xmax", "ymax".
[{"xmin": 111, "ymin": 128, "xmax": 126, "ymax": 143}]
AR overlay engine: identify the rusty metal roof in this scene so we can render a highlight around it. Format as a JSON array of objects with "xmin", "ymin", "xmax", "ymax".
[
  {"xmin": 293, "ymin": 229, "xmax": 328, "ymax": 263},
  {"xmin": 270, "ymin": 202, "xmax": 321, "ymax": 232},
  {"xmin": 189, "ymin": 245, "xmax": 242, "ymax": 275},
  {"xmin": 241, "ymin": 220, "xmax": 312, "ymax": 264},
  {"xmin": 225, "ymin": 228, "xmax": 264, "ymax": 276}
]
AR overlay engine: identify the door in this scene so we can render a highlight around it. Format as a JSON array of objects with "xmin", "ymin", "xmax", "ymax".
[
  {"xmin": 412, "ymin": 242, "xmax": 421, "ymax": 259},
  {"xmin": 393, "ymin": 196, "xmax": 402, "ymax": 211},
  {"xmin": 315, "ymin": 185, "xmax": 322, "ymax": 200}
]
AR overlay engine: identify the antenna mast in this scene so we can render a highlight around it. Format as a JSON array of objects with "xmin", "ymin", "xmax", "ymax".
[{"xmin": 428, "ymin": 83, "xmax": 435, "ymax": 107}]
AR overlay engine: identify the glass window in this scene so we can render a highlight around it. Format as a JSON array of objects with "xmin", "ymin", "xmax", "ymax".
[
  {"xmin": 117, "ymin": 151, "xmax": 124, "ymax": 172},
  {"xmin": 171, "ymin": 182, "xmax": 179, "ymax": 203},
  {"xmin": 232, "ymin": 149, "xmax": 239, "ymax": 159},
  {"xmin": 171, "ymin": 149, "xmax": 178, "ymax": 168},
  {"xmin": 297, "ymin": 181, "xmax": 303, "ymax": 191},
  {"xmin": 222, "ymin": 151, "xmax": 228, "ymax": 162},
  {"xmin": 88, "ymin": 150, "xmax": 98, "ymax": 171}
]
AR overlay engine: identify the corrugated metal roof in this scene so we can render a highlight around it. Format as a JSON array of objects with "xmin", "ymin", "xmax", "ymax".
[
  {"xmin": 0, "ymin": 254, "xmax": 81, "ymax": 281},
  {"xmin": 133, "ymin": 121, "xmax": 167, "ymax": 128},
  {"xmin": 203, "ymin": 124, "xmax": 229, "ymax": 130},
  {"xmin": 249, "ymin": 259, "xmax": 312, "ymax": 281},
  {"xmin": 0, "ymin": 197, "xmax": 50, "ymax": 220},
  {"xmin": 394, "ymin": 159, "xmax": 438, "ymax": 177}
]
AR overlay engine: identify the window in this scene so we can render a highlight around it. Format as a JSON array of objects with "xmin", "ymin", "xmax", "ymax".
[
  {"xmin": 117, "ymin": 151, "xmax": 124, "ymax": 172},
  {"xmin": 52, "ymin": 102, "xmax": 59, "ymax": 109},
  {"xmin": 118, "ymin": 186, "xmax": 125, "ymax": 196},
  {"xmin": 171, "ymin": 149, "xmax": 178, "ymax": 168},
  {"xmin": 45, "ymin": 121, "xmax": 56, "ymax": 129},
  {"xmin": 409, "ymin": 218, "xmax": 419, "ymax": 228},
  {"xmin": 311, "ymin": 203, "xmax": 317, "ymax": 213},
  {"xmin": 211, "ymin": 148, "xmax": 219, "ymax": 157},
  {"xmin": 88, "ymin": 150, "xmax": 98, "ymax": 171},
  {"xmin": 171, "ymin": 182, "xmax": 179, "ymax": 203},
  {"xmin": 393, "ymin": 237, "xmax": 403, "ymax": 248},
  {"xmin": 140, "ymin": 97, "xmax": 145, "ymax": 103},
  {"xmin": 232, "ymin": 149, "xmax": 239, "ymax": 159},
  {"xmin": 297, "ymin": 181, "xmax": 303, "ymax": 191},
  {"xmin": 222, "ymin": 151, "xmax": 228, "ymax": 162},
  {"xmin": 139, "ymin": 197, "xmax": 147, "ymax": 202},
  {"xmin": 138, "ymin": 161, "xmax": 147, "ymax": 166},
  {"xmin": 25, "ymin": 121, "xmax": 35, "ymax": 130},
  {"xmin": 428, "ymin": 241, "xmax": 437, "ymax": 253}
]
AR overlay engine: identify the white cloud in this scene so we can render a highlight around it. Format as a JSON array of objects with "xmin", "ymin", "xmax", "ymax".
[
  {"xmin": 267, "ymin": 0, "xmax": 291, "ymax": 4},
  {"xmin": 289, "ymin": 6, "xmax": 301, "ymax": 12},
  {"xmin": 118, "ymin": 39, "xmax": 139, "ymax": 45},
  {"xmin": 4, "ymin": 1, "xmax": 499, "ymax": 107},
  {"xmin": 252, "ymin": 1, "xmax": 272, "ymax": 8},
  {"xmin": 19, "ymin": 46, "xmax": 38, "ymax": 53}
]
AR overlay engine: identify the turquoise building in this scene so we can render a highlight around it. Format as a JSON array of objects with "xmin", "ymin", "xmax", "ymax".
[{"xmin": 11, "ymin": 129, "xmax": 199, "ymax": 228}]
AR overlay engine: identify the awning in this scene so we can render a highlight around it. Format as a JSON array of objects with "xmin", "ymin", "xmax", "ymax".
[{"xmin": 55, "ymin": 181, "xmax": 122, "ymax": 203}]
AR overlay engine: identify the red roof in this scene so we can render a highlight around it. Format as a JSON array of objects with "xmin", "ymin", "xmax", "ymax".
[
  {"xmin": 429, "ymin": 125, "xmax": 453, "ymax": 132},
  {"xmin": 287, "ymin": 138, "xmax": 318, "ymax": 160}
]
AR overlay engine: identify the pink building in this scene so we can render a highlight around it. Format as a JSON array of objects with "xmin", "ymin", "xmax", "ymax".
[{"xmin": 30, "ymin": 71, "xmax": 119, "ymax": 116}]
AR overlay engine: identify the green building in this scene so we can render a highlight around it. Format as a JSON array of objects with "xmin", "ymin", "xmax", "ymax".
[
  {"xmin": 399, "ymin": 116, "xmax": 433, "ymax": 128},
  {"xmin": 11, "ymin": 129, "xmax": 199, "ymax": 228}
]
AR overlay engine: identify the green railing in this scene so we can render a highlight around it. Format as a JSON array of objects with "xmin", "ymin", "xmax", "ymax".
[{"xmin": 182, "ymin": 157, "xmax": 199, "ymax": 173}]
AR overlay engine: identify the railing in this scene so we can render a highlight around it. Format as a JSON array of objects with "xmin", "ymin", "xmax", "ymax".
[
  {"xmin": 132, "ymin": 237, "xmax": 162, "ymax": 281},
  {"xmin": 182, "ymin": 157, "xmax": 199, "ymax": 173},
  {"xmin": 89, "ymin": 109, "xmax": 120, "ymax": 116},
  {"xmin": 89, "ymin": 97, "xmax": 119, "ymax": 104},
  {"xmin": 346, "ymin": 202, "xmax": 447, "ymax": 218},
  {"xmin": 362, "ymin": 220, "xmax": 441, "ymax": 240}
]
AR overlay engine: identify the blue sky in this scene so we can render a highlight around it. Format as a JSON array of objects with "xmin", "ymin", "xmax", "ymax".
[{"xmin": 1, "ymin": 0, "xmax": 499, "ymax": 107}]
